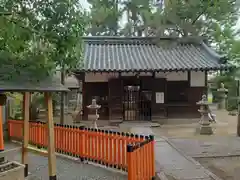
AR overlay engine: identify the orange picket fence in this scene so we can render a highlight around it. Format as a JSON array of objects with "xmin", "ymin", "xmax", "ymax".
[
  {"xmin": 127, "ymin": 136, "xmax": 155, "ymax": 180},
  {"xmin": 8, "ymin": 119, "xmax": 155, "ymax": 179}
]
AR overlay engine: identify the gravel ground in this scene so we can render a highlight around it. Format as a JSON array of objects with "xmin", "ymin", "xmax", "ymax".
[
  {"xmin": 5, "ymin": 143, "xmax": 127, "ymax": 180},
  {"xmin": 168, "ymin": 136, "xmax": 240, "ymax": 180},
  {"xmin": 168, "ymin": 136, "xmax": 240, "ymax": 158},
  {"xmin": 197, "ymin": 156, "xmax": 240, "ymax": 180}
]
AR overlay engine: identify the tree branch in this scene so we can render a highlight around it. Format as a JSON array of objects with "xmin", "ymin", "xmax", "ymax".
[
  {"xmin": 0, "ymin": 12, "xmax": 44, "ymax": 39},
  {"xmin": 0, "ymin": 10, "xmax": 40, "ymax": 35},
  {"xmin": 192, "ymin": 1, "xmax": 216, "ymax": 25},
  {"xmin": 0, "ymin": 12, "xmax": 12, "ymax": 16}
]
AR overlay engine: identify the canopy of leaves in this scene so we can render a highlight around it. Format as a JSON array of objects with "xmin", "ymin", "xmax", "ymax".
[
  {"xmin": 87, "ymin": 0, "xmax": 120, "ymax": 36},
  {"xmin": 0, "ymin": 0, "xmax": 87, "ymax": 83}
]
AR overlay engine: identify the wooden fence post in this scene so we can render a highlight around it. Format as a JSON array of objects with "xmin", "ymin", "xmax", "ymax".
[
  {"xmin": 127, "ymin": 144, "xmax": 134, "ymax": 180},
  {"xmin": 22, "ymin": 92, "xmax": 30, "ymax": 177},
  {"xmin": 149, "ymin": 135, "xmax": 155, "ymax": 178},
  {"xmin": 45, "ymin": 92, "xmax": 57, "ymax": 180}
]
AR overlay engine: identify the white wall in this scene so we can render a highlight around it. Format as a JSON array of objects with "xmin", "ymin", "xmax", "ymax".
[
  {"xmin": 121, "ymin": 72, "xmax": 152, "ymax": 76},
  {"xmin": 85, "ymin": 72, "xmax": 119, "ymax": 82},
  {"xmin": 155, "ymin": 72, "xmax": 188, "ymax": 81},
  {"xmin": 85, "ymin": 71, "xmax": 206, "ymax": 86},
  {"xmin": 190, "ymin": 71, "xmax": 205, "ymax": 87}
]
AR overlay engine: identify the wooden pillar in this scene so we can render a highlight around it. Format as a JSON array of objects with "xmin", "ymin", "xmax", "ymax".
[
  {"xmin": 45, "ymin": 92, "xmax": 57, "ymax": 180},
  {"xmin": 60, "ymin": 68, "xmax": 65, "ymax": 125},
  {"xmin": 22, "ymin": 92, "xmax": 30, "ymax": 177},
  {"xmin": 77, "ymin": 72, "xmax": 86, "ymax": 120}
]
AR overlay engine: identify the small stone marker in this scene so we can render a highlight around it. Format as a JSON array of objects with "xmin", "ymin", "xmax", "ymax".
[
  {"xmin": 196, "ymin": 94, "xmax": 213, "ymax": 135},
  {"xmin": 87, "ymin": 99, "xmax": 101, "ymax": 129}
]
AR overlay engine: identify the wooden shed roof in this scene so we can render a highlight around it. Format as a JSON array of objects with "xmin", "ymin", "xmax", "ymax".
[{"xmin": 0, "ymin": 75, "xmax": 69, "ymax": 92}]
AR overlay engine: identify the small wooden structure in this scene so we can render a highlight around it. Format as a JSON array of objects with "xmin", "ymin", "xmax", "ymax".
[
  {"xmin": 75, "ymin": 36, "xmax": 229, "ymax": 121},
  {"xmin": 0, "ymin": 77, "xmax": 69, "ymax": 180}
]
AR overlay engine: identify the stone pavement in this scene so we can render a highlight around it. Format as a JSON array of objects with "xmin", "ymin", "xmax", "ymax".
[
  {"xmin": 5, "ymin": 143, "xmax": 127, "ymax": 180},
  {"xmin": 130, "ymin": 127, "xmax": 221, "ymax": 180},
  {"xmin": 168, "ymin": 136, "xmax": 240, "ymax": 158},
  {"xmin": 155, "ymin": 138, "xmax": 219, "ymax": 180},
  {"xmin": 167, "ymin": 136, "xmax": 240, "ymax": 180}
]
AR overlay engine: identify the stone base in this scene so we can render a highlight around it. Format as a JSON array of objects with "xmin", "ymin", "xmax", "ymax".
[
  {"xmin": 198, "ymin": 125, "xmax": 213, "ymax": 135},
  {"xmin": 0, "ymin": 161, "xmax": 25, "ymax": 180}
]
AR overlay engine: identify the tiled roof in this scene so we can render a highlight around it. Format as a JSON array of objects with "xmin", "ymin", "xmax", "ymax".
[
  {"xmin": 0, "ymin": 74, "xmax": 69, "ymax": 92},
  {"xmin": 81, "ymin": 36, "xmax": 228, "ymax": 72}
]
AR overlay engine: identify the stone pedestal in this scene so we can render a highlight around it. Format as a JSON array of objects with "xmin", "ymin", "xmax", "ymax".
[
  {"xmin": 196, "ymin": 95, "xmax": 213, "ymax": 135},
  {"xmin": 87, "ymin": 99, "xmax": 101, "ymax": 129},
  {"xmin": 0, "ymin": 149, "xmax": 25, "ymax": 180},
  {"xmin": 0, "ymin": 161, "xmax": 24, "ymax": 180},
  {"xmin": 217, "ymin": 83, "xmax": 228, "ymax": 110}
]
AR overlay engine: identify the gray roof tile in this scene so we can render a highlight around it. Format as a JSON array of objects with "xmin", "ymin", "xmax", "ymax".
[{"xmin": 81, "ymin": 36, "xmax": 228, "ymax": 72}]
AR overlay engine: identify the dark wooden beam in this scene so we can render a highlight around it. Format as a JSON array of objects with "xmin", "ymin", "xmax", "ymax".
[
  {"xmin": 205, "ymin": 71, "xmax": 208, "ymax": 87},
  {"xmin": 205, "ymin": 71, "xmax": 208, "ymax": 95},
  {"xmin": 187, "ymin": 71, "xmax": 191, "ymax": 87},
  {"xmin": 60, "ymin": 69, "xmax": 65, "ymax": 125},
  {"xmin": 81, "ymin": 73, "xmax": 87, "ymax": 120}
]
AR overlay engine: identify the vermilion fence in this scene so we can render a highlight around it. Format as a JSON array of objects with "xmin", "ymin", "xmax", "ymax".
[
  {"xmin": 127, "ymin": 137, "xmax": 155, "ymax": 180},
  {"xmin": 8, "ymin": 119, "xmax": 155, "ymax": 179}
]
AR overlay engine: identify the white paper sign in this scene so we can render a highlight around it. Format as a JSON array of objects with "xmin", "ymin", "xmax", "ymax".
[{"xmin": 156, "ymin": 92, "xmax": 164, "ymax": 104}]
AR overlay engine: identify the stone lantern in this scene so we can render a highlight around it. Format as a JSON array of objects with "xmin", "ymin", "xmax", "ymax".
[
  {"xmin": 87, "ymin": 99, "xmax": 101, "ymax": 129},
  {"xmin": 196, "ymin": 94, "xmax": 213, "ymax": 135},
  {"xmin": 217, "ymin": 82, "xmax": 228, "ymax": 110}
]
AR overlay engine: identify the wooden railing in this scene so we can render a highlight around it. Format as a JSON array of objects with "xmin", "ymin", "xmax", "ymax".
[{"xmin": 8, "ymin": 119, "xmax": 155, "ymax": 179}]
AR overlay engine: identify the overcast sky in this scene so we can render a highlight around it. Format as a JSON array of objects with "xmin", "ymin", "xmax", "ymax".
[{"xmin": 80, "ymin": 0, "xmax": 240, "ymax": 31}]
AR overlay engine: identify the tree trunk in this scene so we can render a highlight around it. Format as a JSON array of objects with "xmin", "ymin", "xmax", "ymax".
[
  {"xmin": 60, "ymin": 68, "xmax": 65, "ymax": 125},
  {"xmin": 237, "ymin": 110, "xmax": 240, "ymax": 136},
  {"xmin": 237, "ymin": 81, "xmax": 240, "ymax": 136}
]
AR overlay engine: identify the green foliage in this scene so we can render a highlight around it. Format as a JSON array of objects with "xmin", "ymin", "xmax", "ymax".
[
  {"xmin": 119, "ymin": 0, "xmax": 153, "ymax": 36},
  {"xmin": 0, "ymin": 0, "xmax": 87, "ymax": 82},
  {"xmin": 86, "ymin": 0, "xmax": 240, "ymax": 64},
  {"xmin": 7, "ymin": 93, "xmax": 23, "ymax": 120},
  {"xmin": 123, "ymin": 1, "xmax": 240, "ymax": 64},
  {"xmin": 87, "ymin": 0, "xmax": 120, "ymax": 36}
]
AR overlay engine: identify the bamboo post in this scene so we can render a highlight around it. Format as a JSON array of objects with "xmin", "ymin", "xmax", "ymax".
[
  {"xmin": 22, "ymin": 92, "xmax": 30, "ymax": 177},
  {"xmin": 45, "ymin": 92, "xmax": 57, "ymax": 180},
  {"xmin": 0, "ymin": 105, "xmax": 4, "ymax": 163}
]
